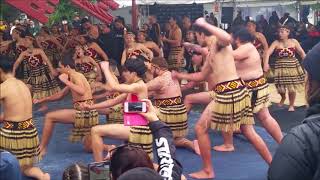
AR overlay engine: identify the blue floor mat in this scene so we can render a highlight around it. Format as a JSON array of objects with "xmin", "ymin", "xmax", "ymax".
[{"xmin": 24, "ymin": 97, "xmax": 278, "ymax": 180}]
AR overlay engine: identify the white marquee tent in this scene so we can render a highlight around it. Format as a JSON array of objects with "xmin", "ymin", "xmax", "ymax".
[{"xmin": 114, "ymin": 0, "xmax": 320, "ymax": 7}]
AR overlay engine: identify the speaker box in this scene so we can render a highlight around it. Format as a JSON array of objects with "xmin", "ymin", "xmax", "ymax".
[{"xmin": 221, "ymin": 7, "xmax": 234, "ymax": 24}]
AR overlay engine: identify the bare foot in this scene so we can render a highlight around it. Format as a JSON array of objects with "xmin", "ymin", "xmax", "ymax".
[
  {"xmin": 39, "ymin": 146, "xmax": 47, "ymax": 159},
  {"xmin": 213, "ymin": 144, "xmax": 235, "ymax": 152},
  {"xmin": 193, "ymin": 140, "xmax": 201, "ymax": 155},
  {"xmin": 189, "ymin": 169, "xmax": 215, "ymax": 179},
  {"xmin": 195, "ymin": 17, "xmax": 207, "ymax": 27},
  {"xmin": 42, "ymin": 173, "xmax": 50, "ymax": 180},
  {"xmin": 288, "ymin": 106, "xmax": 295, "ymax": 112},
  {"xmin": 278, "ymin": 98, "xmax": 286, "ymax": 107},
  {"xmin": 37, "ymin": 105, "xmax": 49, "ymax": 112}
]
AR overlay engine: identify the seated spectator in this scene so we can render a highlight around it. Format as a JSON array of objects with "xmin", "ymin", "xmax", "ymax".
[
  {"xmin": 110, "ymin": 99, "xmax": 183, "ymax": 180},
  {"xmin": 268, "ymin": 42, "xmax": 320, "ymax": 180}
]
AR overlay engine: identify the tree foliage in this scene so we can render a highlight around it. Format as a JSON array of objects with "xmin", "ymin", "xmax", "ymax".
[
  {"xmin": 0, "ymin": 0, "xmax": 21, "ymax": 21},
  {"xmin": 48, "ymin": 0, "xmax": 88, "ymax": 25}
]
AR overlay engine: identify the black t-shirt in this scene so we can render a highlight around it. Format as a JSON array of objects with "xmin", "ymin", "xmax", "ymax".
[
  {"xmin": 111, "ymin": 28, "xmax": 125, "ymax": 65},
  {"xmin": 98, "ymin": 32, "xmax": 114, "ymax": 59}
]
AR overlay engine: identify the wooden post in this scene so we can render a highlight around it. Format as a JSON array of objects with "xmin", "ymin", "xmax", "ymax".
[{"xmin": 132, "ymin": 0, "xmax": 138, "ymax": 31}]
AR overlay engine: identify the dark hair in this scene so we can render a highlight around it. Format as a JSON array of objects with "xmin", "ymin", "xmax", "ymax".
[
  {"xmin": 81, "ymin": 18, "xmax": 90, "ymax": 24},
  {"xmin": 168, "ymin": 16, "xmax": 178, "ymax": 22},
  {"xmin": 123, "ymin": 57, "xmax": 147, "ymax": 78},
  {"xmin": 246, "ymin": 20, "xmax": 256, "ymax": 26},
  {"xmin": 80, "ymin": 35, "xmax": 95, "ymax": 44},
  {"xmin": 152, "ymin": 57, "xmax": 168, "ymax": 69},
  {"xmin": 62, "ymin": 163, "xmax": 89, "ymax": 180},
  {"xmin": 277, "ymin": 25, "xmax": 293, "ymax": 39},
  {"xmin": 24, "ymin": 31, "xmax": 40, "ymax": 48},
  {"xmin": 115, "ymin": 16, "xmax": 125, "ymax": 25},
  {"xmin": 60, "ymin": 53, "xmax": 75, "ymax": 69},
  {"xmin": 192, "ymin": 24, "xmax": 211, "ymax": 36},
  {"xmin": 232, "ymin": 28, "xmax": 254, "ymax": 43},
  {"xmin": 0, "ymin": 55, "xmax": 14, "ymax": 73},
  {"xmin": 278, "ymin": 25, "xmax": 291, "ymax": 31},
  {"xmin": 12, "ymin": 27, "xmax": 26, "ymax": 38},
  {"xmin": 110, "ymin": 146, "xmax": 153, "ymax": 180},
  {"xmin": 41, "ymin": 26, "xmax": 51, "ymax": 35}
]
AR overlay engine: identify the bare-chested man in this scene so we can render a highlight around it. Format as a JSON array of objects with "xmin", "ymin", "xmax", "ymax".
[
  {"xmin": 146, "ymin": 57, "xmax": 198, "ymax": 154},
  {"xmin": 162, "ymin": 16, "xmax": 184, "ymax": 71},
  {"xmin": 35, "ymin": 59, "xmax": 99, "ymax": 157},
  {"xmin": 173, "ymin": 38, "xmax": 216, "ymax": 113},
  {"xmin": 179, "ymin": 18, "xmax": 272, "ymax": 179},
  {"xmin": 0, "ymin": 55, "xmax": 50, "ymax": 180},
  {"xmin": 84, "ymin": 57, "xmax": 153, "ymax": 162},
  {"xmin": 212, "ymin": 28, "xmax": 283, "ymax": 152}
]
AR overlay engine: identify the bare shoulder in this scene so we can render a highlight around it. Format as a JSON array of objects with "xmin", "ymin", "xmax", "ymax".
[
  {"xmin": 289, "ymin": 38, "xmax": 299, "ymax": 44},
  {"xmin": 271, "ymin": 40, "xmax": 280, "ymax": 46},
  {"xmin": 34, "ymin": 48, "xmax": 44, "ymax": 53},
  {"xmin": 256, "ymin": 32, "xmax": 265, "ymax": 38}
]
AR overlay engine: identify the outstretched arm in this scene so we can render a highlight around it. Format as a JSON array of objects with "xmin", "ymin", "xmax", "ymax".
[
  {"xmin": 173, "ymin": 59, "xmax": 211, "ymax": 82},
  {"xmin": 89, "ymin": 93, "xmax": 127, "ymax": 110},
  {"xmin": 34, "ymin": 86, "xmax": 70, "ymax": 104}
]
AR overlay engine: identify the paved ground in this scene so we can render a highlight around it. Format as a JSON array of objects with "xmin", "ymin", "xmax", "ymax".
[{"xmin": 15, "ymin": 85, "xmax": 307, "ymax": 180}]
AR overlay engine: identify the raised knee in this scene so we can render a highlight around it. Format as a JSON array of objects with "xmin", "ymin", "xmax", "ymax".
[
  {"xmin": 91, "ymin": 126, "xmax": 99, "ymax": 135},
  {"xmin": 45, "ymin": 113, "xmax": 55, "ymax": 122},
  {"xmin": 184, "ymin": 96, "xmax": 191, "ymax": 104}
]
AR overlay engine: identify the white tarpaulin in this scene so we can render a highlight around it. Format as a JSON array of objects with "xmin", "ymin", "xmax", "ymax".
[{"xmin": 114, "ymin": 0, "xmax": 320, "ymax": 7}]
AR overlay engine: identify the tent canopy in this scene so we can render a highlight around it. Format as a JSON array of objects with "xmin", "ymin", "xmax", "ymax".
[{"xmin": 114, "ymin": 0, "xmax": 320, "ymax": 7}]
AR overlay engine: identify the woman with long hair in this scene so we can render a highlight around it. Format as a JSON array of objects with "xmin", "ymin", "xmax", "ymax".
[
  {"xmin": 0, "ymin": 27, "xmax": 30, "ymax": 80},
  {"xmin": 73, "ymin": 45, "xmax": 102, "ymax": 90},
  {"xmin": 264, "ymin": 25, "xmax": 306, "ymax": 111},
  {"xmin": 36, "ymin": 26, "xmax": 64, "ymax": 68},
  {"xmin": 13, "ymin": 32, "xmax": 60, "ymax": 111},
  {"xmin": 51, "ymin": 24, "xmax": 66, "ymax": 46}
]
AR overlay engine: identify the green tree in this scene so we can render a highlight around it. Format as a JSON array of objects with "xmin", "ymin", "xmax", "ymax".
[
  {"xmin": 48, "ymin": 0, "xmax": 87, "ymax": 25},
  {"xmin": 0, "ymin": 0, "xmax": 21, "ymax": 22}
]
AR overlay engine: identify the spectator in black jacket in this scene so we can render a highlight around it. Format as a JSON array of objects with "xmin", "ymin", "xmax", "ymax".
[
  {"xmin": 110, "ymin": 99, "xmax": 183, "ymax": 180},
  {"xmin": 269, "ymin": 11, "xmax": 279, "ymax": 26},
  {"xmin": 268, "ymin": 42, "xmax": 320, "ymax": 180}
]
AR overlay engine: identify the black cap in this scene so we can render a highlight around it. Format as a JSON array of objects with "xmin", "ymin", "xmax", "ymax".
[
  {"xmin": 118, "ymin": 167, "xmax": 162, "ymax": 180},
  {"xmin": 303, "ymin": 42, "xmax": 320, "ymax": 82}
]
